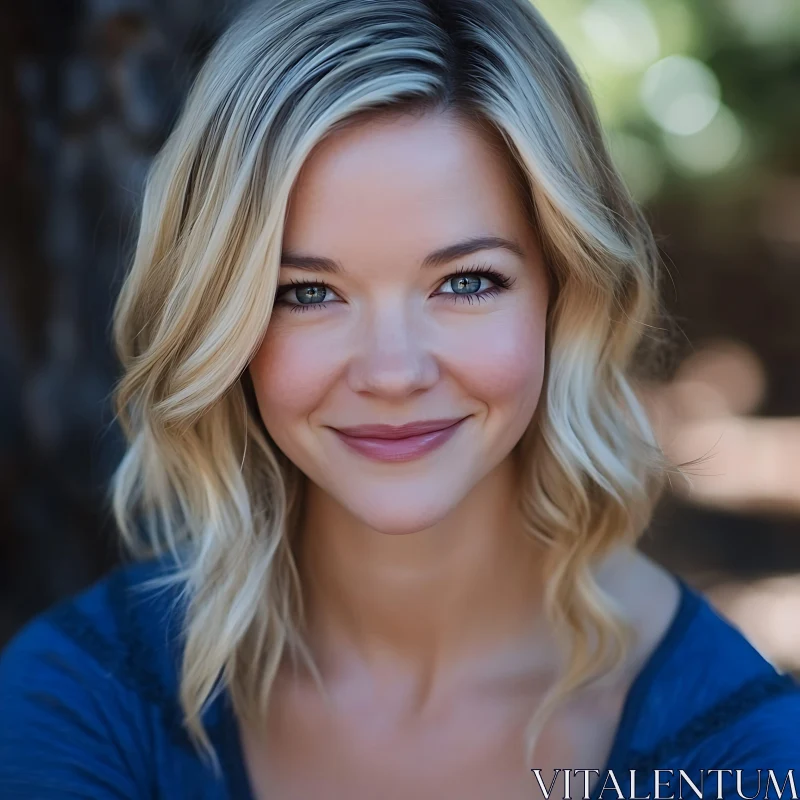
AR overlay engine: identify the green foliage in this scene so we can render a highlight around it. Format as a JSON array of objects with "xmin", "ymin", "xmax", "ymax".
[{"xmin": 534, "ymin": 0, "xmax": 800, "ymax": 202}]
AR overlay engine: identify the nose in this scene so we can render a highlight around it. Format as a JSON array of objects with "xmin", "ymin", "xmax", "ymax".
[{"xmin": 347, "ymin": 301, "xmax": 439, "ymax": 399}]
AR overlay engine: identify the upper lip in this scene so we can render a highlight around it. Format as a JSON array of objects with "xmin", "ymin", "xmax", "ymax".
[{"xmin": 332, "ymin": 417, "xmax": 468, "ymax": 439}]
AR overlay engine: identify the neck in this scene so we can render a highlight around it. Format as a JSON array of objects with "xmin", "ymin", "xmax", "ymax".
[{"xmin": 295, "ymin": 456, "xmax": 557, "ymax": 690}]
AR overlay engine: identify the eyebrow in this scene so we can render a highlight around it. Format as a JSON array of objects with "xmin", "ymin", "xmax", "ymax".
[{"xmin": 280, "ymin": 235, "xmax": 525, "ymax": 274}]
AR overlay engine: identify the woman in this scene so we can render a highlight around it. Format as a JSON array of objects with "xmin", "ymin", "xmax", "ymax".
[{"xmin": 1, "ymin": 0, "xmax": 798, "ymax": 797}]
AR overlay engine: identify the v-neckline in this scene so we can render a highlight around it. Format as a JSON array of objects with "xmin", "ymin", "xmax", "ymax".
[
  {"xmin": 216, "ymin": 577, "xmax": 700, "ymax": 800},
  {"xmin": 586, "ymin": 576, "xmax": 698, "ymax": 800}
]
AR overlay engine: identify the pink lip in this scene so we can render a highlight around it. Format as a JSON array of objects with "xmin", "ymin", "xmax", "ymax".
[{"xmin": 330, "ymin": 417, "xmax": 469, "ymax": 462}]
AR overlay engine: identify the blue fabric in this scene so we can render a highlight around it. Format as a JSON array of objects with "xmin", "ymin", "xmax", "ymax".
[{"xmin": 0, "ymin": 556, "xmax": 798, "ymax": 799}]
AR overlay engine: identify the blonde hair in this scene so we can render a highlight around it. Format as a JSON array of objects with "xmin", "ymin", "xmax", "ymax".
[{"xmin": 111, "ymin": 0, "xmax": 671, "ymax": 767}]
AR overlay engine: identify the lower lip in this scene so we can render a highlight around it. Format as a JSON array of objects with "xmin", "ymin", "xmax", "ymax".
[{"xmin": 332, "ymin": 418, "xmax": 468, "ymax": 463}]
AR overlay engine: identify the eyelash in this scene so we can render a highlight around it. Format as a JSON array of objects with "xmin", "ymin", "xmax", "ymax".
[{"xmin": 274, "ymin": 263, "xmax": 516, "ymax": 314}]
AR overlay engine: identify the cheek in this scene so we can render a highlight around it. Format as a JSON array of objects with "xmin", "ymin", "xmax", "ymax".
[
  {"xmin": 442, "ymin": 307, "xmax": 547, "ymax": 411},
  {"xmin": 249, "ymin": 321, "xmax": 343, "ymax": 426}
]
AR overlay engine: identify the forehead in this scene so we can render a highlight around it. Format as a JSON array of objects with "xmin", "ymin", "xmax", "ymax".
[{"xmin": 283, "ymin": 110, "xmax": 534, "ymax": 260}]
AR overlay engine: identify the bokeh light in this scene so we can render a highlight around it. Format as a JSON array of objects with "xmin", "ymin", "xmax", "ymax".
[
  {"xmin": 663, "ymin": 105, "xmax": 746, "ymax": 175},
  {"xmin": 640, "ymin": 55, "xmax": 721, "ymax": 136},
  {"xmin": 580, "ymin": 0, "xmax": 660, "ymax": 70}
]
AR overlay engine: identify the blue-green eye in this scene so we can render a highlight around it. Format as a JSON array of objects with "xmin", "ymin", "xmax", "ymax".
[
  {"xmin": 448, "ymin": 274, "xmax": 483, "ymax": 294},
  {"xmin": 275, "ymin": 281, "xmax": 342, "ymax": 311},
  {"xmin": 294, "ymin": 284, "xmax": 327, "ymax": 304},
  {"xmin": 435, "ymin": 265, "xmax": 515, "ymax": 299}
]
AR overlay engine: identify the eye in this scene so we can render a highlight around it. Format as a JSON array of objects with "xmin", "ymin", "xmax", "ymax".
[
  {"xmin": 434, "ymin": 264, "xmax": 515, "ymax": 303},
  {"xmin": 274, "ymin": 264, "xmax": 516, "ymax": 313},
  {"xmin": 439, "ymin": 274, "xmax": 491, "ymax": 295},
  {"xmin": 275, "ymin": 280, "xmax": 342, "ymax": 312}
]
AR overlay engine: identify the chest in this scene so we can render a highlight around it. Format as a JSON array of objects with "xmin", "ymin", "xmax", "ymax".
[{"xmin": 237, "ymin": 681, "xmax": 625, "ymax": 800}]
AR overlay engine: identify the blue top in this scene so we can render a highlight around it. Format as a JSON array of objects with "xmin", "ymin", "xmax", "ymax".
[{"xmin": 0, "ymin": 556, "xmax": 798, "ymax": 799}]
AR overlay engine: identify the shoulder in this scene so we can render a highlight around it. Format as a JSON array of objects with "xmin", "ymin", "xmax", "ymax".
[
  {"xmin": 0, "ymin": 556, "xmax": 193, "ymax": 797},
  {"xmin": 1, "ymin": 555, "xmax": 187, "ymax": 710},
  {"xmin": 626, "ymin": 578, "xmax": 800, "ymax": 770}
]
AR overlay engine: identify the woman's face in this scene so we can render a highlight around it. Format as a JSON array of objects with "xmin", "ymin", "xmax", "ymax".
[{"xmin": 249, "ymin": 110, "xmax": 550, "ymax": 534}]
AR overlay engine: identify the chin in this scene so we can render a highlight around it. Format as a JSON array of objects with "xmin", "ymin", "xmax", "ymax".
[{"xmin": 339, "ymin": 489, "xmax": 462, "ymax": 536}]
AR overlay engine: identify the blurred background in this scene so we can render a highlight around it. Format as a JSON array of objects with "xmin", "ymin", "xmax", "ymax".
[{"xmin": 0, "ymin": 0, "xmax": 798, "ymax": 671}]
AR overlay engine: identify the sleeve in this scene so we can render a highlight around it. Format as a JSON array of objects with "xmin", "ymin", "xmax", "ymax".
[{"xmin": 0, "ymin": 616, "xmax": 152, "ymax": 799}]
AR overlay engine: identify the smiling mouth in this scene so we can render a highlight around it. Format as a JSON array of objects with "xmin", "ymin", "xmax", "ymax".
[{"xmin": 330, "ymin": 417, "xmax": 469, "ymax": 462}]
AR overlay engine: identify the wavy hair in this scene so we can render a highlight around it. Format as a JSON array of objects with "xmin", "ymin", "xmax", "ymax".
[{"xmin": 110, "ymin": 0, "xmax": 672, "ymax": 766}]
